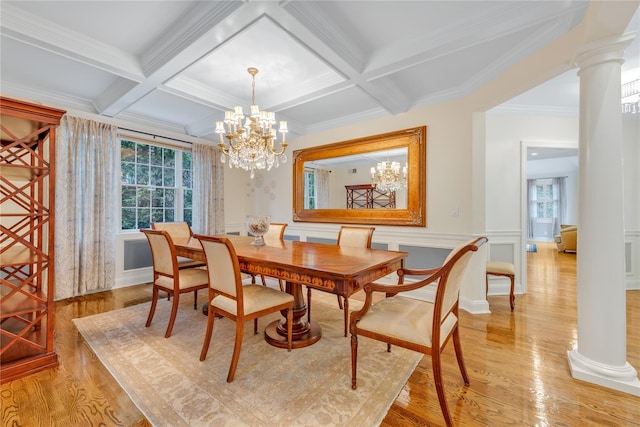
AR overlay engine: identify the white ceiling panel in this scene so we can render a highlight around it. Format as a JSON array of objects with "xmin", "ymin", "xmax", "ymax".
[
  {"xmin": 379, "ymin": 21, "xmax": 556, "ymax": 105},
  {"xmin": 126, "ymin": 89, "xmax": 216, "ymax": 131},
  {"xmin": 168, "ymin": 17, "xmax": 345, "ymax": 108},
  {"xmin": 10, "ymin": 1, "xmax": 200, "ymax": 56},
  {"xmin": 0, "ymin": 35, "xmax": 120, "ymax": 101},
  {"xmin": 278, "ymin": 86, "xmax": 384, "ymax": 132}
]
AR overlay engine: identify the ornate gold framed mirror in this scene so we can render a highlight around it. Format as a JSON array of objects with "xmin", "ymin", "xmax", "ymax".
[{"xmin": 292, "ymin": 126, "xmax": 426, "ymax": 226}]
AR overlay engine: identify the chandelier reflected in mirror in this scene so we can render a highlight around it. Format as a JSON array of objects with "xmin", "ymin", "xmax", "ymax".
[
  {"xmin": 371, "ymin": 159, "xmax": 407, "ymax": 193},
  {"xmin": 216, "ymin": 67, "xmax": 288, "ymax": 179}
]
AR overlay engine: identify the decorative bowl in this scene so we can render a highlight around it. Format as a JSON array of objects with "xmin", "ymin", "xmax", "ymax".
[{"xmin": 246, "ymin": 215, "xmax": 270, "ymax": 246}]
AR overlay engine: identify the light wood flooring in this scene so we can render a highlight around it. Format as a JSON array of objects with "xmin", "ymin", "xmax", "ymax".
[{"xmin": 1, "ymin": 242, "xmax": 638, "ymax": 426}]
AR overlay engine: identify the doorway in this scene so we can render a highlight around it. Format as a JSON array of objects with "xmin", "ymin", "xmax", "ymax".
[{"xmin": 519, "ymin": 141, "xmax": 578, "ymax": 292}]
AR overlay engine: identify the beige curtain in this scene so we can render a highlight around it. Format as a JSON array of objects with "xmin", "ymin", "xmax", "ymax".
[
  {"xmin": 192, "ymin": 143, "xmax": 225, "ymax": 235},
  {"xmin": 316, "ymin": 169, "xmax": 330, "ymax": 208},
  {"xmin": 55, "ymin": 116, "xmax": 118, "ymax": 299}
]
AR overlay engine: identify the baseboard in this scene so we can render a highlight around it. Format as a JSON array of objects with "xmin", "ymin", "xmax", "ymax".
[
  {"xmin": 115, "ymin": 268, "xmax": 152, "ymax": 289},
  {"xmin": 460, "ymin": 295, "xmax": 491, "ymax": 314},
  {"xmin": 626, "ymin": 279, "xmax": 640, "ymax": 291}
]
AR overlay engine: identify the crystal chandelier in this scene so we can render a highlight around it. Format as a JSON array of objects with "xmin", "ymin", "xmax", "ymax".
[
  {"xmin": 216, "ymin": 67, "xmax": 288, "ymax": 179},
  {"xmin": 371, "ymin": 160, "xmax": 407, "ymax": 193},
  {"xmin": 621, "ymin": 79, "xmax": 639, "ymax": 114}
]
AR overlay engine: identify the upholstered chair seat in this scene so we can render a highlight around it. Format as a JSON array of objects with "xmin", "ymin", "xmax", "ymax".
[
  {"xmin": 156, "ymin": 268, "xmax": 209, "ymax": 291},
  {"xmin": 356, "ymin": 296, "xmax": 457, "ymax": 347},
  {"xmin": 210, "ymin": 284, "xmax": 294, "ymax": 315}
]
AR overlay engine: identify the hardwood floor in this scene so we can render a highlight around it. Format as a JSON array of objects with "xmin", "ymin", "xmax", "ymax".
[
  {"xmin": 1, "ymin": 242, "xmax": 638, "ymax": 426},
  {"xmin": 382, "ymin": 242, "xmax": 640, "ymax": 427}
]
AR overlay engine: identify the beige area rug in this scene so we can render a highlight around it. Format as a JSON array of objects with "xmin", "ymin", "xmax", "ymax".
[{"xmin": 73, "ymin": 286, "xmax": 421, "ymax": 427}]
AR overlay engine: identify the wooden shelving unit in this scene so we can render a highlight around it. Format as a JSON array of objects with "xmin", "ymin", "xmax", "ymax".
[
  {"xmin": 345, "ymin": 184, "xmax": 396, "ymax": 209},
  {"xmin": 1, "ymin": 97, "xmax": 66, "ymax": 384}
]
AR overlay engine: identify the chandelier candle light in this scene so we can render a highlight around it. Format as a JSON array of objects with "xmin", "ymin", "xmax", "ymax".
[
  {"xmin": 371, "ymin": 160, "xmax": 408, "ymax": 193},
  {"xmin": 216, "ymin": 68, "xmax": 288, "ymax": 179}
]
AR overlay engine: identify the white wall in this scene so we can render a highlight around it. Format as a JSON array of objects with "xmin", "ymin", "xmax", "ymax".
[{"xmin": 485, "ymin": 114, "xmax": 580, "ymax": 230}]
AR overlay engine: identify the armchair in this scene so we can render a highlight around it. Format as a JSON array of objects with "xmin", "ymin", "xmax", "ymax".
[
  {"xmin": 555, "ymin": 225, "xmax": 577, "ymax": 253},
  {"xmin": 350, "ymin": 236, "xmax": 488, "ymax": 427}
]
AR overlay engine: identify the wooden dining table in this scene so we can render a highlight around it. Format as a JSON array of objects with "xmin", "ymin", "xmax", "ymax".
[{"xmin": 173, "ymin": 235, "xmax": 407, "ymax": 349}]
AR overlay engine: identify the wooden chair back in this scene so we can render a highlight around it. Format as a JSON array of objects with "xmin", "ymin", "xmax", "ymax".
[
  {"xmin": 198, "ymin": 235, "xmax": 243, "ymax": 304},
  {"xmin": 141, "ymin": 229, "xmax": 179, "ymax": 278},
  {"xmin": 151, "ymin": 221, "xmax": 193, "ymax": 240},
  {"xmin": 437, "ymin": 240, "xmax": 477, "ymax": 327},
  {"xmin": 264, "ymin": 222, "xmax": 287, "ymax": 243},
  {"xmin": 337, "ymin": 226, "xmax": 375, "ymax": 248}
]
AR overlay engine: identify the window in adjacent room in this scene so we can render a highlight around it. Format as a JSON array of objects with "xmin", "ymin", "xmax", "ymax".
[
  {"xmin": 535, "ymin": 179, "xmax": 554, "ymax": 220},
  {"xmin": 120, "ymin": 139, "xmax": 192, "ymax": 230}
]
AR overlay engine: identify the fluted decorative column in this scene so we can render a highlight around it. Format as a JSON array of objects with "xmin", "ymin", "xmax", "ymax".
[{"xmin": 567, "ymin": 33, "xmax": 639, "ymax": 396}]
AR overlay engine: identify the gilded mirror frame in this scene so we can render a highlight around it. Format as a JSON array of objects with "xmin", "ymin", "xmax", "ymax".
[{"xmin": 292, "ymin": 126, "xmax": 426, "ymax": 227}]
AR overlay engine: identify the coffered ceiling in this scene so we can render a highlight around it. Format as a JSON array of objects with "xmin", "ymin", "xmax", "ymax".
[{"xmin": 1, "ymin": 1, "xmax": 637, "ymax": 142}]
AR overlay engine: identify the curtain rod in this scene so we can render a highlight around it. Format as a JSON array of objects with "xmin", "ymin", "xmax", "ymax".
[{"xmin": 118, "ymin": 127, "xmax": 194, "ymax": 145}]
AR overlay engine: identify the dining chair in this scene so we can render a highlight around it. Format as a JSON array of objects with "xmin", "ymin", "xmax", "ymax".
[
  {"xmin": 196, "ymin": 234, "xmax": 294, "ymax": 383},
  {"xmin": 151, "ymin": 222, "xmax": 206, "ymax": 270},
  {"xmin": 307, "ymin": 225, "xmax": 375, "ymax": 336},
  {"xmin": 485, "ymin": 260, "xmax": 515, "ymax": 310},
  {"xmin": 257, "ymin": 223, "xmax": 288, "ymax": 291},
  {"xmin": 349, "ymin": 236, "xmax": 488, "ymax": 427},
  {"xmin": 141, "ymin": 229, "xmax": 209, "ymax": 337}
]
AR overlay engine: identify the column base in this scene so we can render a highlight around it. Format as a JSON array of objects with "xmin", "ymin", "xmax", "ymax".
[{"xmin": 567, "ymin": 348, "xmax": 640, "ymax": 396}]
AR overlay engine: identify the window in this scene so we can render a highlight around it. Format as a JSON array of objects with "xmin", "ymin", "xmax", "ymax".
[
  {"xmin": 120, "ymin": 139, "xmax": 192, "ymax": 230},
  {"xmin": 304, "ymin": 168, "xmax": 316, "ymax": 209},
  {"xmin": 535, "ymin": 179, "xmax": 554, "ymax": 220}
]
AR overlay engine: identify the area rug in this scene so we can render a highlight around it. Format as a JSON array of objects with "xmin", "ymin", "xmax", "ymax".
[{"xmin": 73, "ymin": 288, "xmax": 421, "ymax": 427}]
